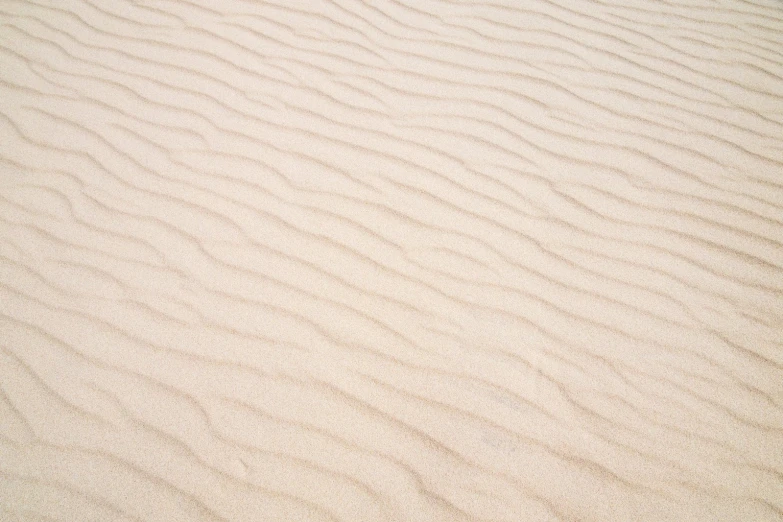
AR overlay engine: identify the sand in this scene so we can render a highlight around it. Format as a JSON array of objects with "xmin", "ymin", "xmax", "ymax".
[{"xmin": 1, "ymin": 0, "xmax": 782, "ymax": 520}]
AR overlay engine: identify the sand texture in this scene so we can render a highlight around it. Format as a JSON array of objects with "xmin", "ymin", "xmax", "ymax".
[{"xmin": 1, "ymin": 0, "xmax": 783, "ymax": 520}]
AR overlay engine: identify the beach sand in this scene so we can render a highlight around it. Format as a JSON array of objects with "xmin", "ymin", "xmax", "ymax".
[{"xmin": 1, "ymin": 0, "xmax": 782, "ymax": 520}]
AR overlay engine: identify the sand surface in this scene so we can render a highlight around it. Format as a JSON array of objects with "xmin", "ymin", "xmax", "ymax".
[{"xmin": 1, "ymin": 0, "xmax": 783, "ymax": 520}]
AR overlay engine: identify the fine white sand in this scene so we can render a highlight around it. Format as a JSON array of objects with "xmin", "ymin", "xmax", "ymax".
[{"xmin": 1, "ymin": 1, "xmax": 782, "ymax": 520}]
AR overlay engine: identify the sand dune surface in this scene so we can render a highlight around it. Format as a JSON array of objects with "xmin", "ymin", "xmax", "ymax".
[{"xmin": 1, "ymin": 0, "xmax": 783, "ymax": 520}]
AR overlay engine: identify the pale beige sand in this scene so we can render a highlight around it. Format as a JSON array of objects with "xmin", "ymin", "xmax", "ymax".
[{"xmin": 1, "ymin": 0, "xmax": 782, "ymax": 521}]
